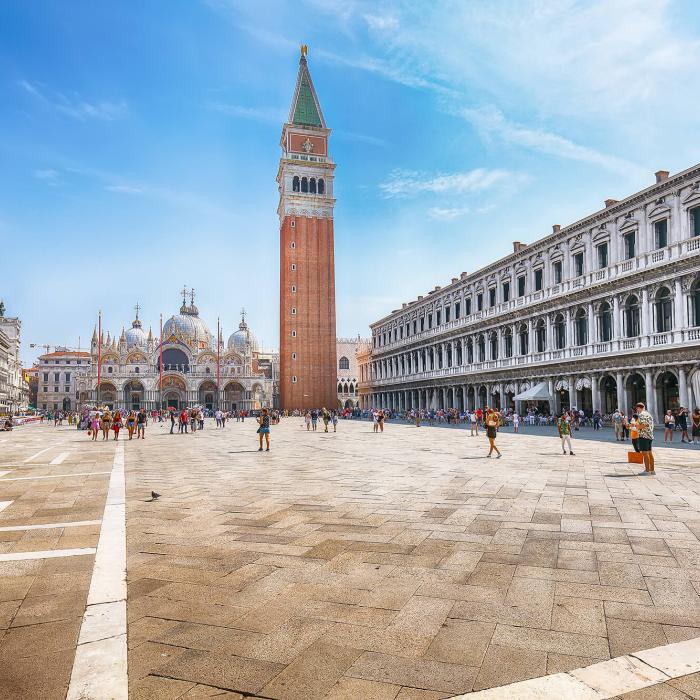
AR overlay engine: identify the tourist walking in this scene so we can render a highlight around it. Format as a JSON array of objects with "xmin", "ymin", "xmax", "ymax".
[
  {"xmin": 257, "ymin": 407, "xmax": 271, "ymax": 451},
  {"xmin": 90, "ymin": 412, "xmax": 100, "ymax": 441},
  {"xmin": 322, "ymin": 407, "xmax": 330, "ymax": 432},
  {"xmin": 112, "ymin": 411, "xmax": 122, "ymax": 441},
  {"xmin": 372, "ymin": 410, "xmax": 379, "ymax": 433},
  {"xmin": 485, "ymin": 410, "xmax": 501, "ymax": 458},
  {"xmin": 691, "ymin": 408, "xmax": 700, "ymax": 444},
  {"xmin": 377, "ymin": 409, "xmax": 385, "ymax": 433},
  {"xmin": 331, "ymin": 410, "xmax": 338, "ymax": 432},
  {"xmin": 512, "ymin": 412, "xmax": 520, "ymax": 434},
  {"xmin": 101, "ymin": 410, "xmax": 112, "ymax": 440},
  {"xmin": 664, "ymin": 410, "xmax": 675, "ymax": 443},
  {"xmin": 469, "ymin": 410, "xmax": 479, "ymax": 436},
  {"xmin": 678, "ymin": 408, "xmax": 690, "ymax": 443},
  {"xmin": 169, "ymin": 410, "xmax": 176, "ymax": 434},
  {"xmin": 629, "ymin": 413, "xmax": 640, "ymax": 452},
  {"xmin": 557, "ymin": 412, "xmax": 574, "ymax": 455},
  {"xmin": 635, "ymin": 402, "xmax": 655, "ymax": 474},
  {"xmin": 304, "ymin": 411, "xmax": 311, "ymax": 431},
  {"xmin": 127, "ymin": 411, "xmax": 136, "ymax": 439},
  {"xmin": 310, "ymin": 409, "xmax": 318, "ymax": 431},
  {"xmin": 613, "ymin": 409, "xmax": 624, "ymax": 441},
  {"xmin": 137, "ymin": 408, "xmax": 146, "ymax": 439}
]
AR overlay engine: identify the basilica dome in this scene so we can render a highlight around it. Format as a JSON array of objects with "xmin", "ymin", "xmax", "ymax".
[
  {"xmin": 125, "ymin": 319, "xmax": 147, "ymax": 347},
  {"xmin": 163, "ymin": 298, "xmax": 212, "ymax": 346},
  {"xmin": 228, "ymin": 314, "xmax": 258, "ymax": 353}
]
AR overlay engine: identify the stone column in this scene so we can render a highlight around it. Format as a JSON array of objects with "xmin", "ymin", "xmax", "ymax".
[
  {"xmin": 644, "ymin": 370, "xmax": 655, "ymax": 421},
  {"xmin": 616, "ymin": 372, "xmax": 625, "ymax": 414},
  {"xmin": 679, "ymin": 367, "xmax": 689, "ymax": 409},
  {"xmin": 462, "ymin": 385, "xmax": 468, "ymax": 411},
  {"xmin": 566, "ymin": 309, "xmax": 573, "ymax": 350},
  {"xmin": 612, "ymin": 295, "xmax": 621, "ymax": 341},
  {"xmin": 641, "ymin": 288, "xmax": 650, "ymax": 343},
  {"xmin": 548, "ymin": 378, "xmax": 557, "ymax": 415},
  {"xmin": 674, "ymin": 278, "xmax": 685, "ymax": 334},
  {"xmin": 591, "ymin": 375, "xmax": 600, "ymax": 413},
  {"xmin": 569, "ymin": 375, "xmax": 577, "ymax": 409},
  {"xmin": 499, "ymin": 383, "xmax": 506, "ymax": 411},
  {"xmin": 588, "ymin": 302, "xmax": 595, "ymax": 346}
]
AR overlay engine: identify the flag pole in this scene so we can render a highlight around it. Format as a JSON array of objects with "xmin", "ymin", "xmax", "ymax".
[
  {"xmin": 159, "ymin": 313, "xmax": 163, "ymax": 410},
  {"xmin": 97, "ymin": 310, "xmax": 102, "ymax": 406},
  {"xmin": 217, "ymin": 317, "xmax": 221, "ymax": 410}
]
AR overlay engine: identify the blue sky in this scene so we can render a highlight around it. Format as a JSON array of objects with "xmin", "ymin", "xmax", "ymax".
[{"xmin": 2, "ymin": 0, "xmax": 700, "ymax": 364}]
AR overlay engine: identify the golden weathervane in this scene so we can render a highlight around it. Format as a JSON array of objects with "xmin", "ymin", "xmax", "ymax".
[{"xmin": 300, "ymin": 44, "xmax": 308, "ymax": 58}]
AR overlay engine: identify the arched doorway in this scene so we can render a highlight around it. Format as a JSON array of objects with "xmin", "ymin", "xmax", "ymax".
[
  {"xmin": 62, "ymin": 397, "xmax": 71, "ymax": 411},
  {"xmin": 656, "ymin": 371, "xmax": 679, "ymax": 415},
  {"xmin": 98, "ymin": 382, "xmax": 117, "ymax": 408},
  {"xmin": 161, "ymin": 375, "xmax": 187, "ymax": 410},
  {"xmin": 626, "ymin": 373, "xmax": 646, "ymax": 410},
  {"xmin": 600, "ymin": 376, "xmax": 617, "ymax": 414},
  {"xmin": 198, "ymin": 381, "xmax": 217, "ymax": 410},
  {"xmin": 478, "ymin": 386, "xmax": 488, "ymax": 409},
  {"xmin": 123, "ymin": 380, "xmax": 145, "ymax": 410},
  {"xmin": 224, "ymin": 382, "xmax": 245, "ymax": 411}
]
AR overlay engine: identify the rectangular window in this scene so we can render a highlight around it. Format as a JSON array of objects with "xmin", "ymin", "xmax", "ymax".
[
  {"xmin": 413, "ymin": 320, "xmax": 417, "ymax": 334},
  {"xmin": 597, "ymin": 242, "xmax": 608, "ymax": 269},
  {"xmin": 292, "ymin": 376, "xmax": 297, "ymax": 383},
  {"xmin": 691, "ymin": 206, "xmax": 700, "ymax": 237},
  {"xmin": 465, "ymin": 298, "xmax": 472, "ymax": 315},
  {"xmin": 54, "ymin": 386, "xmax": 59, "ymax": 393},
  {"xmin": 655, "ymin": 219, "xmax": 668, "ymax": 248},
  {"xmin": 534, "ymin": 269, "xmax": 543, "ymax": 291},
  {"xmin": 445, "ymin": 306, "xmax": 450, "ymax": 323},
  {"xmin": 65, "ymin": 386, "xmax": 70, "ymax": 393},
  {"xmin": 54, "ymin": 372, "xmax": 60, "ymax": 382},
  {"xmin": 553, "ymin": 260, "xmax": 563, "ymax": 284},
  {"xmin": 291, "ymin": 285, "xmax": 296, "ymax": 293},
  {"xmin": 436, "ymin": 310, "xmax": 441, "ymax": 325},
  {"xmin": 290, "ymin": 241, "xmax": 296, "ymax": 249},
  {"xmin": 65, "ymin": 372, "xmax": 71, "ymax": 381},
  {"xmin": 291, "ymin": 308, "xmax": 296, "ymax": 315},
  {"xmin": 477, "ymin": 293, "xmax": 483, "ymax": 311},
  {"xmin": 573, "ymin": 252, "xmax": 584, "ymax": 277},
  {"xmin": 291, "ymin": 263, "xmax": 296, "ymax": 271},
  {"xmin": 455, "ymin": 302, "xmax": 460, "ymax": 319},
  {"xmin": 292, "ymin": 352, "xmax": 296, "ymax": 360},
  {"xmin": 428, "ymin": 314, "xmax": 433, "ymax": 329},
  {"xmin": 502, "ymin": 281, "xmax": 510, "ymax": 302},
  {"xmin": 489, "ymin": 288, "xmax": 496, "ymax": 307},
  {"xmin": 43, "ymin": 372, "xmax": 49, "ymax": 382},
  {"xmin": 291, "ymin": 330, "xmax": 296, "ymax": 337},
  {"xmin": 624, "ymin": 232, "xmax": 636, "ymax": 259},
  {"xmin": 420, "ymin": 317, "xmax": 425, "ymax": 331},
  {"xmin": 517, "ymin": 276, "xmax": 526, "ymax": 297}
]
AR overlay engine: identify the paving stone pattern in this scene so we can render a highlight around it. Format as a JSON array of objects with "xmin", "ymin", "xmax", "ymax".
[{"xmin": 2, "ymin": 419, "xmax": 700, "ymax": 699}]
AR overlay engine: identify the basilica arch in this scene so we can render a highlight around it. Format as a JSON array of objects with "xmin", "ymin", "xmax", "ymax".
[
  {"xmin": 123, "ymin": 380, "xmax": 145, "ymax": 409},
  {"xmin": 224, "ymin": 381, "xmax": 245, "ymax": 411},
  {"xmin": 98, "ymin": 382, "xmax": 117, "ymax": 408},
  {"xmin": 198, "ymin": 380, "xmax": 218, "ymax": 410}
]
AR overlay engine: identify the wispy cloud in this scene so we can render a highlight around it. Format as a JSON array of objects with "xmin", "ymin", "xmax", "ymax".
[
  {"xmin": 363, "ymin": 13, "xmax": 399, "ymax": 32},
  {"xmin": 380, "ymin": 168, "xmax": 521, "ymax": 199},
  {"xmin": 34, "ymin": 168, "xmax": 60, "ymax": 186},
  {"xmin": 105, "ymin": 184, "xmax": 143, "ymax": 194},
  {"xmin": 459, "ymin": 106, "xmax": 645, "ymax": 177},
  {"xmin": 208, "ymin": 102, "xmax": 286, "ymax": 124},
  {"xmin": 18, "ymin": 80, "xmax": 128, "ymax": 121},
  {"xmin": 334, "ymin": 129, "xmax": 387, "ymax": 147},
  {"xmin": 428, "ymin": 206, "xmax": 470, "ymax": 221}
]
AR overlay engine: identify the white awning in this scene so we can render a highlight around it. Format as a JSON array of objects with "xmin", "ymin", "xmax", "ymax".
[{"xmin": 513, "ymin": 382, "xmax": 553, "ymax": 401}]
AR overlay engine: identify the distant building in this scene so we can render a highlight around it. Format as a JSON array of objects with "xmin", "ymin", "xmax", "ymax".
[
  {"xmin": 0, "ymin": 301, "xmax": 25, "ymax": 414},
  {"xmin": 24, "ymin": 366, "xmax": 38, "ymax": 409},
  {"xmin": 36, "ymin": 349, "xmax": 92, "ymax": 412},
  {"xmin": 336, "ymin": 337, "xmax": 368, "ymax": 409}
]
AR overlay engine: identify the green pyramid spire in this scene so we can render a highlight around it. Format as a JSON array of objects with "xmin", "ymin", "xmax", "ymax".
[{"xmin": 289, "ymin": 49, "xmax": 325, "ymax": 128}]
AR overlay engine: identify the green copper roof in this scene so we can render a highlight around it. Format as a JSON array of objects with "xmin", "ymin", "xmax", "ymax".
[{"xmin": 292, "ymin": 66, "xmax": 323, "ymax": 127}]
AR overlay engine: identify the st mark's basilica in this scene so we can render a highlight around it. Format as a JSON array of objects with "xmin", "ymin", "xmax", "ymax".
[{"xmin": 75, "ymin": 289, "xmax": 277, "ymax": 412}]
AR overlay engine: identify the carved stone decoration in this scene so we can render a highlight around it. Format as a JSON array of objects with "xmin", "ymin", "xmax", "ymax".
[
  {"xmin": 555, "ymin": 379, "xmax": 568, "ymax": 390},
  {"xmin": 575, "ymin": 377, "xmax": 591, "ymax": 390}
]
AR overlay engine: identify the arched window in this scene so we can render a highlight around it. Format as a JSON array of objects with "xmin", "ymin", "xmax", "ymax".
[
  {"xmin": 624, "ymin": 296, "xmax": 640, "ymax": 337},
  {"xmin": 504, "ymin": 328, "xmax": 513, "ymax": 358},
  {"xmin": 518, "ymin": 324, "xmax": 528, "ymax": 355},
  {"xmin": 477, "ymin": 335, "xmax": 485, "ymax": 362},
  {"xmin": 343, "ymin": 382, "xmax": 349, "ymax": 393},
  {"xmin": 489, "ymin": 333, "xmax": 498, "ymax": 360},
  {"xmin": 318, "ymin": 178, "xmax": 325, "ymax": 194},
  {"xmin": 466, "ymin": 339, "xmax": 474, "ymax": 364},
  {"xmin": 349, "ymin": 383, "xmax": 355, "ymax": 395},
  {"xmin": 337, "ymin": 383, "xmax": 343, "ymax": 393},
  {"xmin": 692, "ymin": 280, "xmax": 700, "ymax": 327},
  {"xmin": 554, "ymin": 314, "xmax": 566, "ymax": 349},
  {"xmin": 574, "ymin": 308, "xmax": 588, "ymax": 346},
  {"xmin": 292, "ymin": 176, "xmax": 300, "ymax": 192},
  {"xmin": 655, "ymin": 287, "xmax": 673, "ymax": 332},
  {"xmin": 134, "ymin": 366, "xmax": 140, "ymax": 374},
  {"xmin": 598, "ymin": 302, "xmax": 613, "ymax": 342},
  {"xmin": 535, "ymin": 319, "xmax": 546, "ymax": 352},
  {"xmin": 339, "ymin": 356, "xmax": 350, "ymax": 370},
  {"xmin": 310, "ymin": 178, "xmax": 317, "ymax": 194},
  {"xmin": 301, "ymin": 177, "xmax": 308, "ymax": 193}
]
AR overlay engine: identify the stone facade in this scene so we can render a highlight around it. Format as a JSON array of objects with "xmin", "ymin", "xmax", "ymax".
[
  {"xmin": 0, "ymin": 303, "xmax": 26, "ymax": 414},
  {"xmin": 336, "ymin": 337, "xmax": 368, "ymax": 408},
  {"xmin": 278, "ymin": 48, "xmax": 337, "ymax": 410},
  {"xmin": 74, "ymin": 293, "xmax": 274, "ymax": 412},
  {"xmin": 362, "ymin": 166, "xmax": 700, "ymax": 421},
  {"xmin": 36, "ymin": 350, "xmax": 92, "ymax": 412}
]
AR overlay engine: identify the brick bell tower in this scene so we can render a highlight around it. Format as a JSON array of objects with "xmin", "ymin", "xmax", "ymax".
[{"xmin": 278, "ymin": 45, "xmax": 337, "ymax": 410}]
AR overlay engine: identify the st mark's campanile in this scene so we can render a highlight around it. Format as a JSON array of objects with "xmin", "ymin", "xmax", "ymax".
[{"xmin": 278, "ymin": 46, "xmax": 337, "ymax": 410}]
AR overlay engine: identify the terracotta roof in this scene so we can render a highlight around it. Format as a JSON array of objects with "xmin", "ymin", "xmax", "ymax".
[{"xmin": 38, "ymin": 351, "xmax": 91, "ymax": 359}]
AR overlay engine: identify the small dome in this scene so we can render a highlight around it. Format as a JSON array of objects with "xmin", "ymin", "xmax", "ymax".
[
  {"xmin": 125, "ymin": 319, "xmax": 147, "ymax": 347},
  {"xmin": 163, "ymin": 314, "xmax": 212, "ymax": 344},
  {"xmin": 227, "ymin": 314, "xmax": 258, "ymax": 353}
]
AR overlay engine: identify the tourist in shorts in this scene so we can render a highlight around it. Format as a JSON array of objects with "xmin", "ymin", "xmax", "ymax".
[
  {"xmin": 310, "ymin": 409, "xmax": 318, "ymax": 431},
  {"xmin": 512, "ymin": 412, "xmax": 520, "ymax": 434},
  {"xmin": 257, "ymin": 407, "xmax": 271, "ymax": 451},
  {"xmin": 663, "ymin": 410, "xmax": 675, "ymax": 443},
  {"xmin": 136, "ymin": 408, "xmax": 146, "ymax": 439},
  {"xmin": 377, "ymin": 409, "xmax": 385, "ymax": 433},
  {"xmin": 331, "ymin": 410, "xmax": 338, "ymax": 432},
  {"xmin": 635, "ymin": 402, "xmax": 655, "ymax": 475},
  {"xmin": 692, "ymin": 408, "xmax": 700, "ymax": 445},
  {"xmin": 485, "ymin": 410, "xmax": 501, "ymax": 458},
  {"xmin": 469, "ymin": 411, "xmax": 479, "ymax": 436},
  {"xmin": 557, "ymin": 412, "xmax": 574, "ymax": 455}
]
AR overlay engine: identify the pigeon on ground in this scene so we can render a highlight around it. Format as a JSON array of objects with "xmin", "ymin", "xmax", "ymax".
[{"xmin": 150, "ymin": 491, "xmax": 161, "ymax": 500}]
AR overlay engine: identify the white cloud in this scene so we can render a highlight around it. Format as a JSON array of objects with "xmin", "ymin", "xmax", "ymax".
[
  {"xmin": 428, "ymin": 206, "xmax": 470, "ymax": 221},
  {"xmin": 380, "ymin": 168, "xmax": 520, "ymax": 198},
  {"xmin": 105, "ymin": 184, "xmax": 143, "ymax": 194},
  {"xmin": 18, "ymin": 80, "xmax": 128, "ymax": 121},
  {"xmin": 34, "ymin": 169, "xmax": 60, "ymax": 186},
  {"xmin": 459, "ymin": 106, "xmax": 645, "ymax": 177},
  {"xmin": 208, "ymin": 102, "xmax": 287, "ymax": 124},
  {"xmin": 363, "ymin": 13, "xmax": 399, "ymax": 32}
]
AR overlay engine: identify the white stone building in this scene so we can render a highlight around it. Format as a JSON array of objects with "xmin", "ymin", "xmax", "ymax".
[
  {"xmin": 336, "ymin": 337, "xmax": 367, "ymax": 408},
  {"xmin": 362, "ymin": 166, "xmax": 700, "ymax": 420},
  {"xmin": 76, "ymin": 291, "xmax": 275, "ymax": 412},
  {"xmin": 36, "ymin": 349, "xmax": 92, "ymax": 412},
  {"xmin": 0, "ymin": 302, "xmax": 26, "ymax": 414}
]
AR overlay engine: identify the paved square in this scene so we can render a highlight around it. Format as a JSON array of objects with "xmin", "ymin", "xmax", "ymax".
[{"xmin": 2, "ymin": 419, "xmax": 700, "ymax": 698}]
